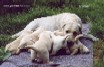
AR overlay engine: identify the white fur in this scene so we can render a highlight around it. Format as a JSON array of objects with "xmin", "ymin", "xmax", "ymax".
[
  {"xmin": 5, "ymin": 31, "xmax": 33, "ymax": 54},
  {"xmin": 18, "ymin": 26, "xmax": 46, "ymax": 50}
]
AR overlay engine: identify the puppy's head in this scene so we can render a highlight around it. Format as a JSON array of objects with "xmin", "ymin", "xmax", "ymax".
[
  {"xmin": 62, "ymin": 23, "xmax": 82, "ymax": 37},
  {"xmin": 65, "ymin": 33, "xmax": 84, "ymax": 49},
  {"xmin": 65, "ymin": 33, "xmax": 75, "ymax": 45}
]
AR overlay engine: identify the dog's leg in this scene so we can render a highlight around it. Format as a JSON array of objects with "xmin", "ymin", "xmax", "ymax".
[
  {"xmin": 16, "ymin": 49, "xmax": 21, "ymax": 54},
  {"xmin": 81, "ymin": 45, "xmax": 90, "ymax": 53},
  {"xmin": 83, "ymin": 34, "xmax": 99, "ymax": 41},
  {"xmin": 70, "ymin": 48, "xmax": 78, "ymax": 55},
  {"xmin": 31, "ymin": 50, "xmax": 37, "ymax": 62},
  {"xmin": 54, "ymin": 31, "xmax": 64, "ymax": 36},
  {"xmin": 39, "ymin": 50, "xmax": 53, "ymax": 64},
  {"xmin": 16, "ymin": 40, "xmax": 26, "ymax": 54},
  {"xmin": 11, "ymin": 30, "xmax": 24, "ymax": 38},
  {"xmin": 18, "ymin": 40, "xmax": 26, "ymax": 49},
  {"xmin": 78, "ymin": 41, "xmax": 90, "ymax": 54}
]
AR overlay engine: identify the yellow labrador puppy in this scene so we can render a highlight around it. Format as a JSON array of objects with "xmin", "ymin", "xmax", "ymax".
[
  {"xmin": 25, "ymin": 31, "xmax": 53, "ymax": 64},
  {"xmin": 5, "ymin": 30, "xmax": 33, "ymax": 54},
  {"xmin": 54, "ymin": 31, "xmax": 97, "ymax": 55},
  {"xmin": 25, "ymin": 31, "xmax": 71, "ymax": 64}
]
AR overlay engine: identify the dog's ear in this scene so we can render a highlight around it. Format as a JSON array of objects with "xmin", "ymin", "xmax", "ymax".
[{"xmin": 61, "ymin": 24, "xmax": 66, "ymax": 31}]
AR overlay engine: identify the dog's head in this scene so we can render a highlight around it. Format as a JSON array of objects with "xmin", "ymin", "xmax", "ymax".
[
  {"xmin": 62, "ymin": 23, "xmax": 82, "ymax": 37},
  {"xmin": 65, "ymin": 34, "xmax": 84, "ymax": 48},
  {"xmin": 65, "ymin": 33, "xmax": 75, "ymax": 45}
]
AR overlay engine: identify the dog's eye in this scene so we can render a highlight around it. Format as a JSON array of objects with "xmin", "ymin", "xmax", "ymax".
[{"xmin": 66, "ymin": 30, "xmax": 69, "ymax": 34}]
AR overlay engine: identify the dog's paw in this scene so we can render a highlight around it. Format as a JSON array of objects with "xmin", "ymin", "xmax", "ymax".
[
  {"xmin": 11, "ymin": 35, "xmax": 17, "ymax": 38},
  {"xmin": 92, "ymin": 37, "xmax": 99, "ymax": 41}
]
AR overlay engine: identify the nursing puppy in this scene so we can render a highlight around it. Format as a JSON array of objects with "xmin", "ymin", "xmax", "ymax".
[
  {"xmin": 65, "ymin": 33, "xmax": 90, "ymax": 55},
  {"xmin": 25, "ymin": 31, "xmax": 71, "ymax": 64},
  {"xmin": 5, "ymin": 30, "xmax": 33, "ymax": 54},
  {"xmin": 55, "ymin": 31, "xmax": 99, "ymax": 55},
  {"xmin": 25, "ymin": 31, "xmax": 53, "ymax": 64},
  {"xmin": 66, "ymin": 33, "xmax": 99, "ymax": 55},
  {"xmin": 17, "ymin": 26, "xmax": 46, "ymax": 53},
  {"xmin": 12, "ymin": 13, "xmax": 82, "ymax": 38}
]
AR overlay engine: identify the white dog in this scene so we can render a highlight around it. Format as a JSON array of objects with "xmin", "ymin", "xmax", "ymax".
[
  {"xmin": 12, "ymin": 13, "xmax": 82, "ymax": 38},
  {"xmin": 25, "ymin": 31, "xmax": 53, "ymax": 64}
]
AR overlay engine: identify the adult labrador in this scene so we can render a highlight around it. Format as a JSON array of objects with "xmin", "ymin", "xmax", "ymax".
[{"xmin": 12, "ymin": 13, "xmax": 82, "ymax": 38}]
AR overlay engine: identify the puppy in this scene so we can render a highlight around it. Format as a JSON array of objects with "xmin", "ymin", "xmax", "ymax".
[
  {"xmin": 54, "ymin": 30, "xmax": 91, "ymax": 55},
  {"xmin": 25, "ymin": 31, "xmax": 53, "ymax": 64},
  {"xmin": 65, "ymin": 33, "xmax": 91, "ymax": 55},
  {"xmin": 5, "ymin": 30, "xmax": 33, "ymax": 54},
  {"xmin": 17, "ymin": 26, "xmax": 46, "ymax": 53},
  {"xmin": 12, "ymin": 13, "xmax": 82, "ymax": 38},
  {"xmin": 25, "ymin": 31, "xmax": 71, "ymax": 64},
  {"xmin": 50, "ymin": 33, "xmax": 70, "ymax": 55}
]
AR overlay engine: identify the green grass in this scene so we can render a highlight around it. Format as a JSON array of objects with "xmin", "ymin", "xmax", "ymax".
[
  {"xmin": 0, "ymin": 0, "xmax": 104, "ymax": 66},
  {"xmin": 0, "ymin": 46, "xmax": 11, "ymax": 63}
]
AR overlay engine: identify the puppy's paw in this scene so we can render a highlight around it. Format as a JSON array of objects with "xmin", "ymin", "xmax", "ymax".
[{"xmin": 49, "ymin": 62, "xmax": 60, "ymax": 66}]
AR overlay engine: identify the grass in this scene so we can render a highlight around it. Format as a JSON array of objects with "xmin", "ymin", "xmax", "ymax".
[
  {"xmin": 0, "ymin": 0, "xmax": 104, "ymax": 66},
  {"xmin": 93, "ymin": 40, "xmax": 104, "ymax": 67}
]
